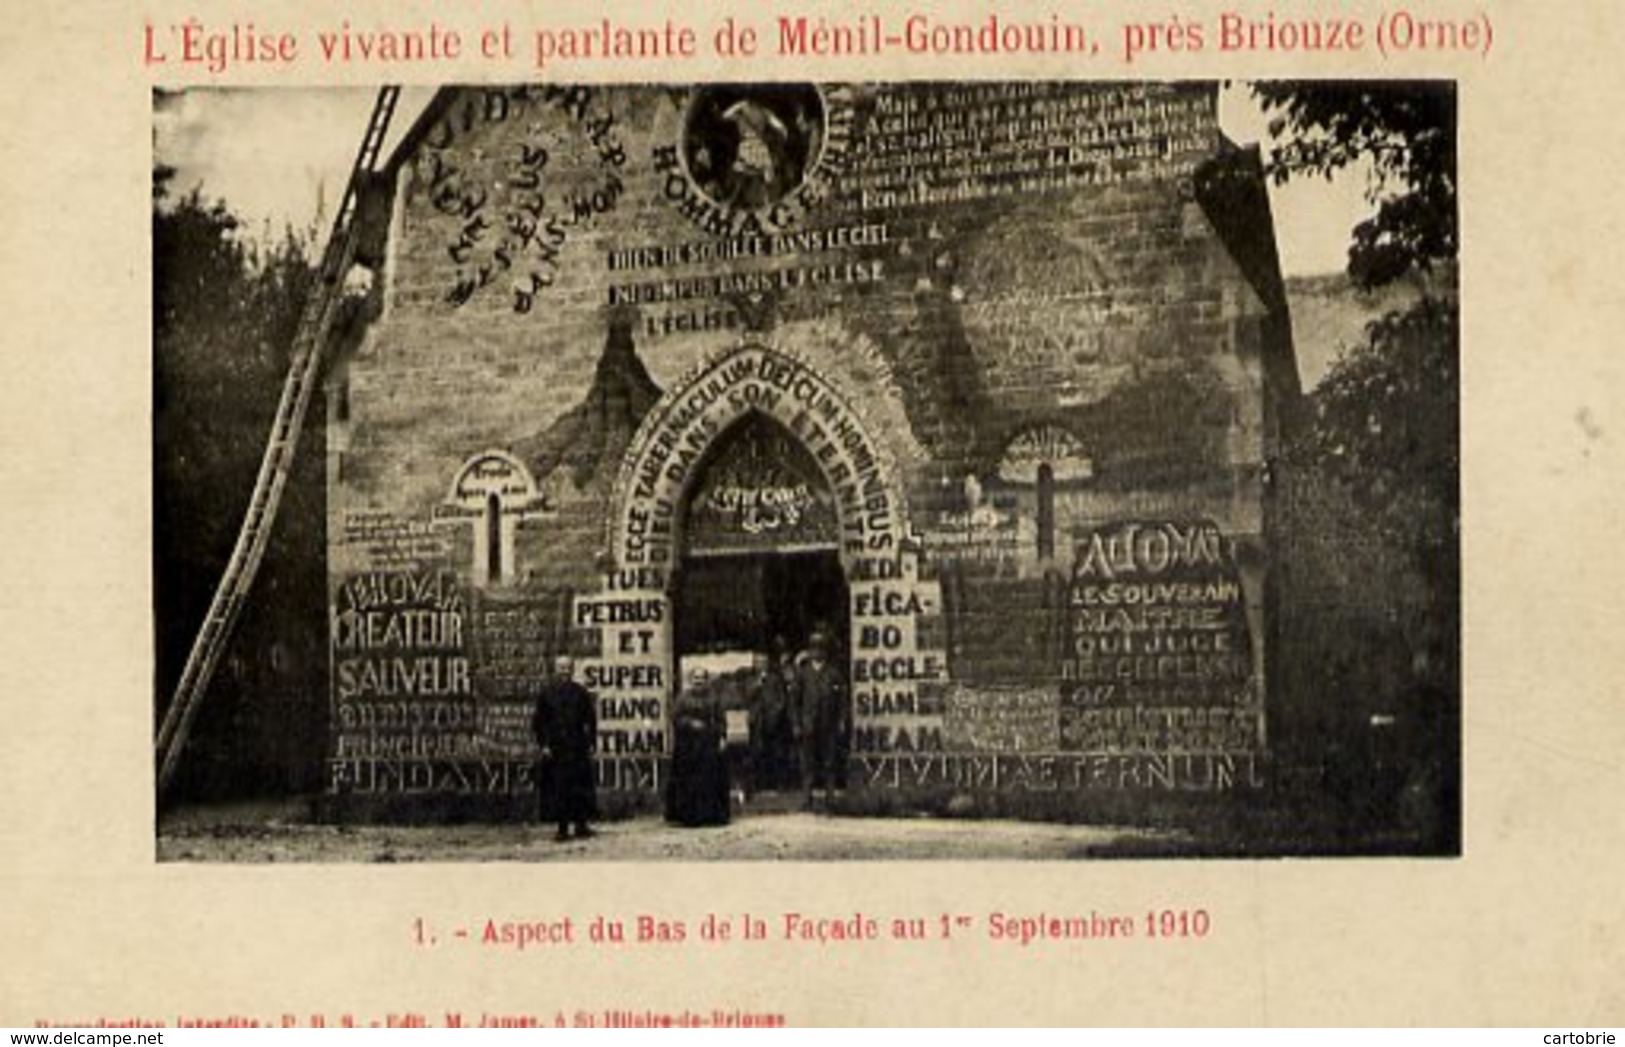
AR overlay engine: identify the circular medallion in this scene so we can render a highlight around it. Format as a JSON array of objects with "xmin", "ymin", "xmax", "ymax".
[{"xmin": 681, "ymin": 85, "xmax": 826, "ymax": 212}]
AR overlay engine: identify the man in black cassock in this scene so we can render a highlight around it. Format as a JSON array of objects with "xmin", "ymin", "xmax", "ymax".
[{"xmin": 532, "ymin": 654, "xmax": 598, "ymax": 841}]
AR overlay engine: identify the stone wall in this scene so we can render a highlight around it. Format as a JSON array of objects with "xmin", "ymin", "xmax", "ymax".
[{"xmin": 324, "ymin": 82, "xmax": 1291, "ymax": 819}]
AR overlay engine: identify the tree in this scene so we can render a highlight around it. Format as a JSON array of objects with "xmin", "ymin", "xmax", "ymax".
[
  {"xmin": 1256, "ymin": 81, "xmax": 1460, "ymax": 850},
  {"xmin": 153, "ymin": 169, "xmax": 328, "ymax": 799},
  {"xmin": 1254, "ymin": 79, "xmax": 1460, "ymax": 609},
  {"xmin": 1253, "ymin": 81, "xmax": 1457, "ymax": 290},
  {"xmin": 1255, "ymin": 79, "xmax": 1459, "ymax": 645}
]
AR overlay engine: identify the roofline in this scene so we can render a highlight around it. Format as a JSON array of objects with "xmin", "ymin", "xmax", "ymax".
[
  {"xmin": 373, "ymin": 81, "xmax": 1230, "ymax": 178},
  {"xmin": 378, "ymin": 86, "xmax": 461, "ymax": 179}
]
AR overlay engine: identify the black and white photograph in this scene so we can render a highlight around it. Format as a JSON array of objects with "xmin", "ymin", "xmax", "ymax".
[{"xmin": 151, "ymin": 79, "xmax": 1460, "ymax": 862}]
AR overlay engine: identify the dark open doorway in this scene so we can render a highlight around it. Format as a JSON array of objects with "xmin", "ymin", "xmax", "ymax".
[
  {"xmin": 673, "ymin": 410, "xmax": 849, "ymax": 664},
  {"xmin": 672, "ymin": 549, "xmax": 848, "ymax": 797},
  {"xmin": 673, "ymin": 550, "xmax": 848, "ymax": 663},
  {"xmin": 669, "ymin": 411, "xmax": 852, "ymax": 798}
]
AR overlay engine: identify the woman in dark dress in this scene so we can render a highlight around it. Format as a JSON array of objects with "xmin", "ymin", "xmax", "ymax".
[{"xmin": 665, "ymin": 669, "xmax": 730, "ymax": 827}]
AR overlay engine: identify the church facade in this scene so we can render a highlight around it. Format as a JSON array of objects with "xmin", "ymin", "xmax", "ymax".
[{"xmin": 323, "ymin": 82, "xmax": 1300, "ymax": 820}]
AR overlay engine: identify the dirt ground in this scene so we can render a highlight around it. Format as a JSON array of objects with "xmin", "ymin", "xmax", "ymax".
[{"xmin": 157, "ymin": 799, "xmax": 1188, "ymax": 862}]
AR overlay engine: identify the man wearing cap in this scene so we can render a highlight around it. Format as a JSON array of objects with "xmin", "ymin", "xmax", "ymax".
[
  {"xmin": 794, "ymin": 631, "xmax": 849, "ymax": 805},
  {"xmin": 532, "ymin": 654, "xmax": 598, "ymax": 842}
]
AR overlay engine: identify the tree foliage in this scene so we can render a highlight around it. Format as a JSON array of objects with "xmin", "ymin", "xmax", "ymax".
[
  {"xmin": 153, "ymin": 168, "xmax": 328, "ymax": 797},
  {"xmin": 1255, "ymin": 78, "xmax": 1460, "ymax": 589},
  {"xmin": 1254, "ymin": 81, "xmax": 1456, "ymax": 290},
  {"xmin": 1304, "ymin": 298, "xmax": 1459, "ymax": 567},
  {"xmin": 1258, "ymin": 81, "xmax": 1460, "ymax": 848},
  {"xmin": 153, "ymin": 168, "xmax": 316, "ymax": 600}
]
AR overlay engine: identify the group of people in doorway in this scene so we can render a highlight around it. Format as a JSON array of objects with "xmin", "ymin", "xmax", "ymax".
[
  {"xmin": 530, "ymin": 632, "xmax": 850, "ymax": 841},
  {"xmin": 668, "ymin": 631, "xmax": 850, "ymax": 826}
]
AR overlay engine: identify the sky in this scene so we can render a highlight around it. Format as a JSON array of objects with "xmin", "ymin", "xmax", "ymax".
[{"xmin": 152, "ymin": 84, "xmax": 1371, "ymax": 275}]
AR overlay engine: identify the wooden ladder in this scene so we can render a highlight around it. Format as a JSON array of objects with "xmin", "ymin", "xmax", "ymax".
[{"xmin": 155, "ymin": 86, "xmax": 401, "ymax": 797}]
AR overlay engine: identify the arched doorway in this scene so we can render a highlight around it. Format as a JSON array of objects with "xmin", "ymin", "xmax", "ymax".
[
  {"xmin": 591, "ymin": 344, "xmax": 940, "ymax": 801},
  {"xmin": 672, "ymin": 412, "xmax": 849, "ymax": 789}
]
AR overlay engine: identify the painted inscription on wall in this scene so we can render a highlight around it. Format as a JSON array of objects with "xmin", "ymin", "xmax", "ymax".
[
  {"xmin": 326, "ymin": 572, "xmax": 536, "ymax": 793},
  {"xmin": 340, "ymin": 511, "xmax": 452, "ymax": 572},
  {"xmin": 466, "ymin": 590, "xmax": 572, "ymax": 758},
  {"xmin": 942, "ymin": 685, "xmax": 1061, "ymax": 753},
  {"xmin": 848, "ymin": 550, "xmax": 949, "ymax": 756},
  {"xmin": 608, "ymin": 225, "xmax": 890, "ymax": 290},
  {"xmin": 417, "ymin": 86, "xmax": 628, "ymax": 313},
  {"xmin": 616, "ymin": 346, "xmax": 905, "ymax": 568},
  {"xmin": 959, "ymin": 228, "xmax": 1138, "ymax": 409},
  {"xmin": 923, "ymin": 504, "xmax": 1024, "ymax": 564},
  {"xmin": 1062, "ymin": 706, "xmax": 1257, "ymax": 753},
  {"xmin": 329, "ymin": 758, "xmax": 532, "ymax": 796},
  {"xmin": 331, "ymin": 571, "xmax": 478, "ymax": 770},
  {"xmin": 467, "ymin": 592, "xmax": 561, "ymax": 703},
  {"xmin": 1059, "ymin": 519, "xmax": 1260, "ymax": 754},
  {"xmin": 576, "ymin": 567, "xmax": 670, "ymax": 759},
  {"xmin": 683, "ymin": 414, "xmax": 838, "ymax": 553},
  {"xmin": 847, "ymin": 82, "xmax": 1216, "ymax": 209},
  {"xmin": 333, "ymin": 571, "xmax": 470, "ymax": 703},
  {"xmin": 855, "ymin": 751, "xmax": 1263, "ymax": 792},
  {"xmin": 605, "ymin": 222, "xmax": 892, "ymax": 339}
]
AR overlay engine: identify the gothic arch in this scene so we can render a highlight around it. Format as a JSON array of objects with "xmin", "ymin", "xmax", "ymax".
[
  {"xmin": 583, "ymin": 344, "xmax": 944, "ymax": 790},
  {"xmin": 609, "ymin": 344, "xmax": 909, "ymax": 578}
]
